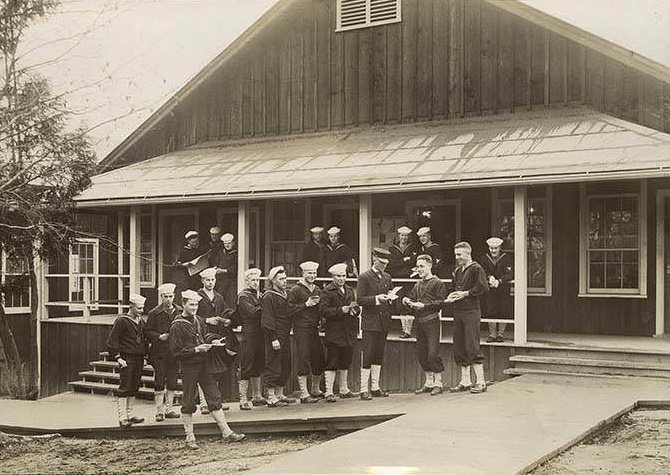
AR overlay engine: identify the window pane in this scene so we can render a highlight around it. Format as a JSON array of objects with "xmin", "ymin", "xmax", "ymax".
[
  {"xmin": 589, "ymin": 250, "xmax": 605, "ymax": 288},
  {"xmin": 528, "ymin": 250, "xmax": 546, "ymax": 289},
  {"xmin": 497, "ymin": 201, "xmax": 514, "ymax": 251},
  {"xmin": 622, "ymin": 250, "xmax": 639, "ymax": 289},
  {"xmin": 272, "ymin": 201, "xmax": 305, "ymax": 241},
  {"xmin": 4, "ymin": 274, "xmax": 29, "ymax": 308},
  {"xmin": 140, "ymin": 214, "xmax": 154, "ymax": 283},
  {"xmin": 604, "ymin": 250, "xmax": 623, "ymax": 289},
  {"xmin": 588, "ymin": 198, "xmax": 605, "ymax": 249}
]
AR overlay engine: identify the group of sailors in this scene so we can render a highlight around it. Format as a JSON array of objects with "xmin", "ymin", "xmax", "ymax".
[{"xmin": 106, "ymin": 225, "xmax": 514, "ymax": 449}]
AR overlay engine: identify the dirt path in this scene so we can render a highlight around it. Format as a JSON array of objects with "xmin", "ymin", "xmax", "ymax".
[
  {"xmin": 532, "ymin": 409, "xmax": 670, "ymax": 475},
  {"xmin": 0, "ymin": 433, "xmax": 329, "ymax": 475}
]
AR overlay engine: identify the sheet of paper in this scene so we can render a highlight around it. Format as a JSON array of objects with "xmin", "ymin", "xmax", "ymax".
[
  {"xmin": 387, "ymin": 286, "xmax": 404, "ymax": 300},
  {"xmin": 187, "ymin": 254, "xmax": 209, "ymax": 276}
]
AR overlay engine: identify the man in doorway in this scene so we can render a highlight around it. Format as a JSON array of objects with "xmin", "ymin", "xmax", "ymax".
[
  {"xmin": 214, "ymin": 233, "xmax": 238, "ymax": 309},
  {"xmin": 144, "ymin": 283, "xmax": 181, "ymax": 421},
  {"xmin": 446, "ymin": 241, "xmax": 489, "ymax": 394},
  {"xmin": 481, "ymin": 237, "xmax": 514, "ymax": 343},
  {"xmin": 323, "ymin": 226, "xmax": 358, "ymax": 278},
  {"xmin": 357, "ymin": 247, "xmax": 393, "ymax": 400},
  {"xmin": 389, "ymin": 226, "xmax": 419, "ymax": 339},
  {"xmin": 417, "ymin": 227, "xmax": 444, "ymax": 278},
  {"xmin": 169, "ymin": 290, "xmax": 244, "ymax": 449},
  {"xmin": 261, "ymin": 266, "xmax": 296, "ymax": 407},
  {"xmin": 177, "ymin": 230, "xmax": 204, "ymax": 292},
  {"xmin": 300, "ymin": 226, "xmax": 326, "ymax": 277},
  {"xmin": 288, "ymin": 261, "xmax": 324, "ymax": 404},
  {"xmin": 107, "ymin": 293, "xmax": 147, "ymax": 428},
  {"xmin": 207, "ymin": 226, "xmax": 223, "ymax": 260},
  {"xmin": 403, "ymin": 255, "xmax": 447, "ymax": 395},
  {"xmin": 319, "ymin": 263, "xmax": 360, "ymax": 402}
]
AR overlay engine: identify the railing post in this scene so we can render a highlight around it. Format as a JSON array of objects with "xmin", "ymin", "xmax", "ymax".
[
  {"xmin": 237, "ymin": 201, "xmax": 249, "ymax": 292},
  {"xmin": 83, "ymin": 276, "xmax": 91, "ymax": 322},
  {"xmin": 359, "ymin": 195, "xmax": 372, "ymax": 274},
  {"xmin": 117, "ymin": 210, "xmax": 125, "ymax": 314},
  {"xmin": 514, "ymin": 186, "xmax": 528, "ymax": 345},
  {"xmin": 129, "ymin": 206, "xmax": 141, "ymax": 296}
]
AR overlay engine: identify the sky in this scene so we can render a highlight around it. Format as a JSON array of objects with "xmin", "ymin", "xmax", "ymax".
[{"xmin": 20, "ymin": 0, "xmax": 670, "ymax": 161}]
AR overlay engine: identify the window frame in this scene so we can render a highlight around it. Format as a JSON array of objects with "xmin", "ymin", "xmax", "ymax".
[
  {"xmin": 579, "ymin": 182, "xmax": 648, "ymax": 297},
  {"xmin": 68, "ymin": 238, "xmax": 100, "ymax": 312},
  {"xmin": 1, "ymin": 250, "xmax": 31, "ymax": 314},
  {"xmin": 139, "ymin": 211, "xmax": 157, "ymax": 288},
  {"xmin": 336, "ymin": 0, "xmax": 402, "ymax": 32}
]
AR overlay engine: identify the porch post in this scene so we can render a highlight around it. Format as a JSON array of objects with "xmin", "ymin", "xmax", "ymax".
[
  {"xmin": 237, "ymin": 201, "xmax": 250, "ymax": 291},
  {"xmin": 514, "ymin": 186, "xmax": 528, "ymax": 345},
  {"xmin": 117, "ymin": 210, "xmax": 125, "ymax": 313},
  {"xmin": 129, "ymin": 206, "xmax": 141, "ymax": 296},
  {"xmin": 359, "ymin": 195, "xmax": 372, "ymax": 274}
]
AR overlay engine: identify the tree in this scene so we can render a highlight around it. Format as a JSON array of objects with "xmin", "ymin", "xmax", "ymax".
[{"xmin": 0, "ymin": 0, "xmax": 96, "ymax": 398}]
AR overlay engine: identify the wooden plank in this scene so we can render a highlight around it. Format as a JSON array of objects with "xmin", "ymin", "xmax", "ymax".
[
  {"xmin": 358, "ymin": 27, "xmax": 372, "ymax": 125},
  {"xmin": 253, "ymin": 51, "xmax": 266, "ymax": 136},
  {"xmin": 290, "ymin": 23, "xmax": 304, "ymax": 133},
  {"xmin": 549, "ymin": 33, "xmax": 566, "ymax": 105},
  {"xmin": 316, "ymin": 0, "xmax": 331, "ymax": 130},
  {"xmin": 344, "ymin": 30, "xmax": 359, "ymax": 127},
  {"xmin": 129, "ymin": 206, "xmax": 141, "ymax": 295},
  {"xmin": 229, "ymin": 61, "xmax": 243, "ymax": 138},
  {"xmin": 530, "ymin": 25, "xmax": 546, "ymax": 106},
  {"xmin": 585, "ymin": 50, "xmax": 604, "ymax": 110},
  {"xmin": 497, "ymin": 9, "xmax": 514, "ymax": 112},
  {"xmin": 241, "ymin": 63, "xmax": 254, "ymax": 137},
  {"xmin": 302, "ymin": 2, "xmax": 317, "ymax": 132},
  {"xmin": 386, "ymin": 21, "xmax": 402, "ymax": 122},
  {"xmin": 371, "ymin": 26, "xmax": 387, "ymax": 123},
  {"xmin": 463, "ymin": 0, "xmax": 481, "ymax": 114},
  {"xmin": 331, "ymin": 9, "xmax": 345, "ymax": 128},
  {"xmin": 641, "ymin": 77, "xmax": 664, "ymax": 131},
  {"xmin": 664, "ymin": 83, "xmax": 670, "ymax": 134},
  {"xmin": 265, "ymin": 40, "xmax": 279, "ymax": 135},
  {"xmin": 621, "ymin": 66, "xmax": 639, "ymax": 123},
  {"xmin": 480, "ymin": 1, "xmax": 497, "ymax": 113},
  {"xmin": 432, "ymin": 0, "xmax": 449, "ymax": 118},
  {"xmin": 513, "ymin": 17, "xmax": 530, "ymax": 108},
  {"xmin": 448, "ymin": 0, "xmax": 464, "ymax": 117},
  {"xmin": 416, "ymin": 0, "xmax": 433, "ymax": 119},
  {"xmin": 401, "ymin": 0, "xmax": 418, "ymax": 121},
  {"xmin": 603, "ymin": 60, "xmax": 623, "ymax": 117},
  {"xmin": 278, "ymin": 31, "xmax": 291, "ymax": 134}
]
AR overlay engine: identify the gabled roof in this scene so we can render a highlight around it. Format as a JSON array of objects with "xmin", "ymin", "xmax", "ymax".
[
  {"xmin": 77, "ymin": 107, "xmax": 670, "ymax": 207},
  {"xmin": 100, "ymin": 0, "xmax": 670, "ymax": 170}
]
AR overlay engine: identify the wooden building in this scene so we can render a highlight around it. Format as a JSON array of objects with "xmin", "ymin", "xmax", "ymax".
[{"xmin": 35, "ymin": 0, "xmax": 670, "ymax": 397}]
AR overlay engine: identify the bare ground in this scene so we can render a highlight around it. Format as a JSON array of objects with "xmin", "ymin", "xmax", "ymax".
[
  {"xmin": 532, "ymin": 409, "xmax": 670, "ymax": 475},
  {"xmin": 0, "ymin": 433, "xmax": 331, "ymax": 475}
]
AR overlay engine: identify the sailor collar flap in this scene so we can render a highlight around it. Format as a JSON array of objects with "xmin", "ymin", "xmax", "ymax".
[{"xmin": 265, "ymin": 289, "xmax": 287, "ymax": 300}]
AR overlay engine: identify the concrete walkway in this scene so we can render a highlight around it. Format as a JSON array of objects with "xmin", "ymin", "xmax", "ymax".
[{"xmin": 250, "ymin": 374, "xmax": 670, "ymax": 475}]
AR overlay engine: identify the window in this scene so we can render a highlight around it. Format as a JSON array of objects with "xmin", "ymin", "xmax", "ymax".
[
  {"xmin": 1, "ymin": 251, "xmax": 30, "ymax": 313},
  {"xmin": 69, "ymin": 238, "xmax": 100, "ymax": 310},
  {"xmin": 140, "ymin": 213, "xmax": 155, "ymax": 287},
  {"xmin": 268, "ymin": 200, "xmax": 307, "ymax": 277},
  {"xmin": 336, "ymin": 0, "xmax": 401, "ymax": 32},
  {"xmin": 494, "ymin": 187, "xmax": 553, "ymax": 294},
  {"xmin": 581, "ymin": 185, "xmax": 647, "ymax": 296}
]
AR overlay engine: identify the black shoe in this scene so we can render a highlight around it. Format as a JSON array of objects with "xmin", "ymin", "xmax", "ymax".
[
  {"xmin": 414, "ymin": 386, "xmax": 432, "ymax": 395},
  {"xmin": 495, "ymin": 335, "xmax": 505, "ymax": 343},
  {"xmin": 370, "ymin": 389, "xmax": 389, "ymax": 398},
  {"xmin": 251, "ymin": 397, "xmax": 268, "ymax": 406},
  {"xmin": 119, "ymin": 419, "xmax": 132, "ymax": 428},
  {"xmin": 155, "ymin": 413, "xmax": 164, "ymax": 422},
  {"xmin": 449, "ymin": 384, "xmax": 472, "ymax": 393},
  {"xmin": 310, "ymin": 391, "xmax": 326, "ymax": 399},
  {"xmin": 128, "ymin": 416, "xmax": 144, "ymax": 424},
  {"xmin": 399, "ymin": 332, "xmax": 412, "ymax": 339},
  {"xmin": 300, "ymin": 395, "xmax": 319, "ymax": 404},
  {"xmin": 267, "ymin": 399, "xmax": 288, "ymax": 408},
  {"xmin": 360, "ymin": 391, "xmax": 372, "ymax": 401},
  {"xmin": 280, "ymin": 396, "xmax": 297, "ymax": 404},
  {"xmin": 325, "ymin": 394, "xmax": 337, "ymax": 403},
  {"xmin": 165, "ymin": 411, "xmax": 180, "ymax": 419},
  {"xmin": 338, "ymin": 391, "xmax": 358, "ymax": 399},
  {"xmin": 222, "ymin": 405, "xmax": 230, "ymax": 411},
  {"xmin": 486, "ymin": 336, "xmax": 496, "ymax": 343},
  {"xmin": 470, "ymin": 384, "xmax": 487, "ymax": 394}
]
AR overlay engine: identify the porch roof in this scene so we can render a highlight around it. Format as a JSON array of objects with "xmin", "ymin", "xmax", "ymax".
[{"xmin": 77, "ymin": 107, "xmax": 670, "ymax": 207}]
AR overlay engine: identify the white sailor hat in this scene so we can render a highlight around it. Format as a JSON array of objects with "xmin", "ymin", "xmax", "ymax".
[
  {"xmin": 244, "ymin": 268, "xmax": 262, "ymax": 279},
  {"xmin": 221, "ymin": 233, "xmax": 235, "ymax": 243},
  {"xmin": 129, "ymin": 293, "xmax": 146, "ymax": 307},
  {"xmin": 397, "ymin": 226, "xmax": 412, "ymax": 235},
  {"xmin": 310, "ymin": 226, "xmax": 325, "ymax": 233},
  {"xmin": 327, "ymin": 226, "xmax": 341, "ymax": 235},
  {"xmin": 181, "ymin": 290, "xmax": 202, "ymax": 302},
  {"xmin": 417, "ymin": 227, "xmax": 431, "ymax": 236},
  {"xmin": 300, "ymin": 261, "xmax": 320, "ymax": 272},
  {"xmin": 157, "ymin": 283, "xmax": 176, "ymax": 295},
  {"xmin": 184, "ymin": 230, "xmax": 199, "ymax": 240},
  {"xmin": 486, "ymin": 237, "xmax": 504, "ymax": 247},
  {"xmin": 199, "ymin": 267, "xmax": 217, "ymax": 279},
  {"xmin": 329, "ymin": 263, "xmax": 347, "ymax": 275},
  {"xmin": 268, "ymin": 265, "xmax": 286, "ymax": 281},
  {"xmin": 209, "ymin": 226, "xmax": 221, "ymax": 234}
]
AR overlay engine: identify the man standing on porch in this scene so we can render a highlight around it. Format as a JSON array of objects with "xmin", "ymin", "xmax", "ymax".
[
  {"xmin": 323, "ymin": 226, "xmax": 358, "ymax": 277},
  {"xmin": 446, "ymin": 242, "xmax": 489, "ymax": 394},
  {"xmin": 261, "ymin": 266, "xmax": 296, "ymax": 407},
  {"xmin": 288, "ymin": 261, "xmax": 324, "ymax": 404},
  {"xmin": 300, "ymin": 226, "xmax": 326, "ymax": 277},
  {"xmin": 417, "ymin": 227, "xmax": 444, "ymax": 278},
  {"xmin": 177, "ymin": 230, "xmax": 205, "ymax": 292},
  {"xmin": 357, "ymin": 247, "xmax": 393, "ymax": 401},
  {"xmin": 481, "ymin": 237, "xmax": 514, "ymax": 343},
  {"xmin": 214, "ymin": 233, "xmax": 238, "ymax": 309},
  {"xmin": 237, "ymin": 268, "xmax": 267, "ymax": 410},
  {"xmin": 403, "ymin": 254, "xmax": 447, "ymax": 396},
  {"xmin": 169, "ymin": 290, "xmax": 245, "ymax": 450},
  {"xmin": 107, "ymin": 293, "xmax": 147, "ymax": 428},
  {"xmin": 144, "ymin": 283, "xmax": 181, "ymax": 422},
  {"xmin": 389, "ymin": 226, "xmax": 419, "ymax": 339}
]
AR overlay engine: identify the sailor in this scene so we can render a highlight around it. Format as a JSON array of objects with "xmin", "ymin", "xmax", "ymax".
[
  {"xmin": 388, "ymin": 226, "xmax": 419, "ymax": 339},
  {"xmin": 261, "ymin": 265, "xmax": 296, "ymax": 407},
  {"xmin": 481, "ymin": 237, "xmax": 514, "ymax": 343},
  {"xmin": 169, "ymin": 290, "xmax": 244, "ymax": 449},
  {"xmin": 288, "ymin": 261, "xmax": 324, "ymax": 404},
  {"xmin": 446, "ymin": 242, "xmax": 489, "ymax": 394},
  {"xmin": 107, "ymin": 293, "xmax": 147, "ymax": 428},
  {"xmin": 403, "ymin": 255, "xmax": 447, "ymax": 396},
  {"xmin": 214, "ymin": 233, "xmax": 238, "ymax": 309},
  {"xmin": 176, "ymin": 230, "xmax": 204, "ymax": 292},
  {"xmin": 206, "ymin": 226, "xmax": 223, "ymax": 261},
  {"xmin": 417, "ymin": 227, "xmax": 444, "ymax": 278},
  {"xmin": 356, "ymin": 247, "xmax": 393, "ymax": 400},
  {"xmin": 237, "ymin": 268, "xmax": 267, "ymax": 410},
  {"xmin": 323, "ymin": 226, "xmax": 358, "ymax": 277},
  {"xmin": 144, "ymin": 283, "xmax": 181, "ymax": 421},
  {"xmin": 300, "ymin": 226, "xmax": 326, "ymax": 277},
  {"xmin": 319, "ymin": 263, "xmax": 360, "ymax": 403}
]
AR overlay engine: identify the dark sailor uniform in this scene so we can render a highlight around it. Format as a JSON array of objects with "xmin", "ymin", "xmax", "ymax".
[
  {"xmin": 356, "ymin": 268, "xmax": 393, "ymax": 368},
  {"xmin": 288, "ymin": 281, "xmax": 325, "ymax": 377},
  {"xmin": 261, "ymin": 289, "xmax": 293, "ymax": 388},
  {"xmin": 319, "ymin": 282, "xmax": 359, "ymax": 370},
  {"xmin": 196, "ymin": 288, "xmax": 228, "ymax": 321},
  {"xmin": 107, "ymin": 315, "xmax": 147, "ymax": 398},
  {"xmin": 177, "ymin": 246, "xmax": 204, "ymax": 293},
  {"xmin": 213, "ymin": 248, "xmax": 238, "ymax": 309},
  {"xmin": 324, "ymin": 243, "xmax": 356, "ymax": 277},
  {"xmin": 237, "ymin": 288, "xmax": 265, "ymax": 380},
  {"xmin": 422, "ymin": 242, "xmax": 445, "ymax": 278},
  {"xmin": 144, "ymin": 303, "xmax": 181, "ymax": 392},
  {"xmin": 480, "ymin": 252, "xmax": 514, "ymax": 318},
  {"xmin": 388, "ymin": 242, "xmax": 420, "ymax": 326},
  {"xmin": 300, "ymin": 241, "xmax": 325, "ymax": 277},
  {"xmin": 449, "ymin": 262, "xmax": 489, "ymax": 367},
  {"xmin": 406, "ymin": 276, "xmax": 447, "ymax": 373}
]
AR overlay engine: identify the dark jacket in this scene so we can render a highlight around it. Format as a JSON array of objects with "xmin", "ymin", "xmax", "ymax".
[
  {"xmin": 388, "ymin": 242, "xmax": 420, "ymax": 278},
  {"xmin": 214, "ymin": 248, "xmax": 238, "ymax": 282},
  {"xmin": 144, "ymin": 303, "xmax": 181, "ymax": 360},
  {"xmin": 197, "ymin": 288, "xmax": 228, "ymax": 320},
  {"xmin": 261, "ymin": 289, "xmax": 293, "ymax": 341},
  {"xmin": 356, "ymin": 268, "xmax": 393, "ymax": 332},
  {"xmin": 237, "ymin": 288, "xmax": 263, "ymax": 336},
  {"xmin": 288, "ymin": 281, "xmax": 322, "ymax": 332},
  {"xmin": 449, "ymin": 261, "xmax": 489, "ymax": 314},
  {"xmin": 168, "ymin": 313, "xmax": 207, "ymax": 366},
  {"xmin": 319, "ymin": 282, "xmax": 359, "ymax": 347},
  {"xmin": 323, "ymin": 243, "xmax": 356, "ymax": 277},
  {"xmin": 422, "ymin": 242, "xmax": 445, "ymax": 276},
  {"xmin": 406, "ymin": 275, "xmax": 447, "ymax": 324},
  {"xmin": 107, "ymin": 315, "xmax": 147, "ymax": 360},
  {"xmin": 480, "ymin": 252, "xmax": 514, "ymax": 317},
  {"xmin": 203, "ymin": 322, "xmax": 240, "ymax": 374},
  {"xmin": 300, "ymin": 241, "xmax": 325, "ymax": 276},
  {"xmin": 177, "ymin": 246, "xmax": 205, "ymax": 291}
]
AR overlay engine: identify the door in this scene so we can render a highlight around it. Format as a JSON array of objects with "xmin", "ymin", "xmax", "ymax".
[{"xmin": 158, "ymin": 208, "xmax": 199, "ymax": 286}]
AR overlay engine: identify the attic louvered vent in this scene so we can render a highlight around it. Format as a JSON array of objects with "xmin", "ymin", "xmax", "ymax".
[{"xmin": 336, "ymin": 0, "xmax": 401, "ymax": 32}]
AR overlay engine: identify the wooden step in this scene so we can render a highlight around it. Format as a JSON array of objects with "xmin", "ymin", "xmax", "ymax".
[
  {"xmin": 68, "ymin": 380, "xmax": 183, "ymax": 400},
  {"xmin": 78, "ymin": 370, "xmax": 183, "ymax": 389},
  {"xmin": 503, "ymin": 367, "xmax": 670, "ymax": 380},
  {"xmin": 512, "ymin": 346, "xmax": 670, "ymax": 364},
  {"xmin": 90, "ymin": 360, "xmax": 155, "ymax": 374},
  {"xmin": 510, "ymin": 355, "xmax": 670, "ymax": 378}
]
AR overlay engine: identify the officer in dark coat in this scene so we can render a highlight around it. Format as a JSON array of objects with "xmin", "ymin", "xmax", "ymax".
[
  {"xmin": 323, "ymin": 226, "xmax": 358, "ymax": 277},
  {"xmin": 214, "ymin": 233, "xmax": 238, "ymax": 309},
  {"xmin": 388, "ymin": 226, "xmax": 420, "ymax": 339},
  {"xmin": 356, "ymin": 247, "xmax": 393, "ymax": 400},
  {"xmin": 288, "ymin": 261, "xmax": 324, "ymax": 403},
  {"xmin": 144, "ymin": 283, "xmax": 181, "ymax": 421},
  {"xmin": 319, "ymin": 263, "xmax": 360, "ymax": 403},
  {"xmin": 300, "ymin": 226, "xmax": 326, "ymax": 277},
  {"xmin": 237, "ymin": 268, "xmax": 266, "ymax": 410},
  {"xmin": 481, "ymin": 237, "xmax": 514, "ymax": 343},
  {"xmin": 107, "ymin": 293, "xmax": 147, "ymax": 428}
]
